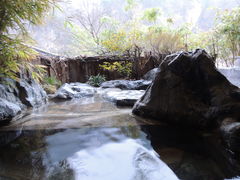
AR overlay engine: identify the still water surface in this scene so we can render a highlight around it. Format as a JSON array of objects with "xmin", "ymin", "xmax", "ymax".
[{"xmin": 0, "ymin": 95, "xmax": 238, "ymax": 180}]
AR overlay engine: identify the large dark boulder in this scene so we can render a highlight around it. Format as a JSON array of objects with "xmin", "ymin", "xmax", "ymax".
[
  {"xmin": 0, "ymin": 78, "xmax": 47, "ymax": 123},
  {"xmin": 100, "ymin": 80, "xmax": 151, "ymax": 90},
  {"xmin": 220, "ymin": 118, "xmax": 240, "ymax": 154},
  {"xmin": 133, "ymin": 49, "xmax": 240, "ymax": 129}
]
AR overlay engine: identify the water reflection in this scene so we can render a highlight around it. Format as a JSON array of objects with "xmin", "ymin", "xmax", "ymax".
[
  {"xmin": 0, "ymin": 127, "xmax": 178, "ymax": 180},
  {"xmin": 0, "ymin": 95, "xmax": 239, "ymax": 180},
  {"xmin": 141, "ymin": 125, "xmax": 240, "ymax": 180}
]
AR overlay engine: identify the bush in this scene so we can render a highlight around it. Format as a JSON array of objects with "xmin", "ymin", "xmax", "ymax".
[
  {"xmin": 87, "ymin": 74, "xmax": 106, "ymax": 87},
  {"xmin": 100, "ymin": 61, "xmax": 132, "ymax": 78},
  {"xmin": 42, "ymin": 76, "xmax": 61, "ymax": 94},
  {"xmin": 43, "ymin": 76, "xmax": 61, "ymax": 87}
]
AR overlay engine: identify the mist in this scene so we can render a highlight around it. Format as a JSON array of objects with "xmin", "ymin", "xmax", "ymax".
[{"xmin": 28, "ymin": 0, "xmax": 239, "ymax": 57}]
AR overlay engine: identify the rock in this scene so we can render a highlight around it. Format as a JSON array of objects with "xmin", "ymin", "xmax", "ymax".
[
  {"xmin": 102, "ymin": 88, "xmax": 145, "ymax": 106},
  {"xmin": 17, "ymin": 79, "xmax": 47, "ymax": 107},
  {"xmin": 53, "ymin": 83, "xmax": 96, "ymax": 100},
  {"xmin": 220, "ymin": 118, "xmax": 240, "ymax": 153},
  {"xmin": 100, "ymin": 80, "xmax": 151, "ymax": 90},
  {"xmin": 0, "ymin": 77, "xmax": 47, "ymax": 123},
  {"xmin": 143, "ymin": 68, "xmax": 159, "ymax": 81},
  {"xmin": 133, "ymin": 49, "xmax": 240, "ymax": 129},
  {"xmin": 0, "ymin": 98, "xmax": 21, "ymax": 122}
]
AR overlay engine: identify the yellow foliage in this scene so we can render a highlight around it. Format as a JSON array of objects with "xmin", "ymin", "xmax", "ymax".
[
  {"xmin": 145, "ymin": 30, "xmax": 184, "ymax": 55},
  {"xmin": 100, "ymin": 61, "xmax": 132, "ymax": 77},
  {"xmin": 101, "ymin": 28, "xmax": 144, "ymax": 55}
]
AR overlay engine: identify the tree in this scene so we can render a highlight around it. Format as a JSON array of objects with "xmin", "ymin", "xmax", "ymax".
[
  {"xmin": 142, "ymin": 8, "xmax": 161, "ymax": 24},
  {"xmin": 70, "ymin": 0, "xmax": 106, "ymax": 45},
  {"xmin": 215, "ymin": 7, "xmax": 240, "ymax": 64},
  {"xmin": 0, "ymin": 0, "xmax": 57, "ymax": 80}
]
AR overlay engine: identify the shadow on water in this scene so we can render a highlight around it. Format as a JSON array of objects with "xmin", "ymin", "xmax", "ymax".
[{"xmin": 141, "ymin": 125, "xmax": 240, "ymax": 180}]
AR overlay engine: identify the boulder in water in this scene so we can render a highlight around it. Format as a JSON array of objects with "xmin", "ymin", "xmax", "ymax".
[
  {"xmin": 133, "ymin": 49, "xmax": 240, "ymax": 129},
  {"xmin": 0, "ymin": 77, "xmax": 47, "ymax": 123},
  {"xmin": 53, "ymin": 83, "xmax": 96, "ymax": 100},
  {"xmin": 101, "ymin": 80, "xmax": 151, "ymax": 90},
  {"xmin": 102, "ymin": 88, "xmax": 145, "ymax": 106},
  {"xmin": 0, "ymin": 98, "xmax": 21, "ymax": 122}
]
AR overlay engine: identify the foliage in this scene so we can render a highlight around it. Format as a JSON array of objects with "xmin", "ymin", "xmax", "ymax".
[
  {"xmin": 18, "ymin": 0, "xmax": 238, "ymax": 68},
  {"xmin": 0, "ymin": 0, "xmax": 57, "ymax": 80},
  {"xmin": 142, "ymin": 8, "xmax": 161, "ymax": 23},
  {"xmin": 124, "ymin": 0, "xmax": 138, "ymax": 11},
  {"xmin": 214, "ymin": 7, "xmax": 240, "ymax": 64},
  {"xmin": 145, "ymin": 29, "xmax": 184, "ymax": 56},
  {"xmin": 100, "ymin": 62, "xmax": 132, "ymax": 78},
  {"xmin": 42, "ymin": 76, "xmax": 61, "ymax": 94},
  {"xmin": 43, "ymin": 76, "xmax": 61, "ymax": 87},
  {"xmin": 0, "ymin": 35, "xmax": 47, "ymax": 81},
  {"xmin": 101, "ymin": 30, "xmax": 129, "ymax": 55},
  {"xmin": 87, "ymin": 74, "xmax": 106, "ymax": 87}
]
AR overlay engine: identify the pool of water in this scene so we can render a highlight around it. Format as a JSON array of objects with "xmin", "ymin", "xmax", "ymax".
[{"xmin": 0, "ymin": 95, "xmax": 239, "ymax": 180}]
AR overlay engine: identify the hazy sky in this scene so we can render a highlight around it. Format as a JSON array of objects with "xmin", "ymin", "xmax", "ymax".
[{"xmin": 64, "ymin": 0, "xmax": 239, "ymax": 29}]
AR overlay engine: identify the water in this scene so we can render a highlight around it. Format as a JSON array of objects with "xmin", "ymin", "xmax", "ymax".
[{"xmin": 0, "ymin": 95, "xmax": 239, "ymax": 180}]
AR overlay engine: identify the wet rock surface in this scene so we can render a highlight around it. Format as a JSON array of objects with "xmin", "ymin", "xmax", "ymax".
[
  {"xmin": 133, "ymin": 49, "xmax": 240, "ymax": 155},
  {"xmin": 133, "ymin": 49, "xmax": 240, "ymax": 129},
  {"xmin": 0, "ymin": 78, "xmax": 47, "ymax": 122},
  {"xmin": 0, "ymin": 98, "xmax": 21, "ymax": 122},
  {"xmin": 220, "ymin": 118, "xmax": 240, "ymax": 154},
  {"xmin": 102, "ymin": 88, "xmax": 145, "ymax": 106},
  {"xmin": 100, "ymin": 79, "xmax": 151, "ymax": 90},
  {"xmin": 52, "ymin": 83, "xmax": 96, "ymax": 100},
  {"xmin": 143, "ymin": 68, "xmax": 159, "ymax": 81}
]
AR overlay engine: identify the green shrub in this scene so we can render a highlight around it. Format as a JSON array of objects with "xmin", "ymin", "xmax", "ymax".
[
  {"xmin": 43, "ymin": 76, "xmax": 61, "ymax": 87},
  {"xmin": 42, "ymin": 76, "xmax": 61, "ymax": 94},
  {"xmin": 87, "ymin": 74, "xmax": 106, "ymax": 87}
]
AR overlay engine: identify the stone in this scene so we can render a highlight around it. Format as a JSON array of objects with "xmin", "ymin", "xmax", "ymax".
[
  {"xmin": 53, "ymin": 83, "xmax": 96, "ymax": 100},
  {"xmin": 100, "ymin": 80, "xmax": 151, "ymax": 90},
  {"xmin": 143, "ymin": 68, "xmax": 159, "ymax": 81},
  {"xmin": 0, "ymin": 77, "xmax": 47, "ymax": 122},
  {"xmin": 102, "ymin": 88, "xmax": 145, "ymax": 106},
  {"xmin": 220, "ymin": 118, "xmax": 240, "ymax": 153},
  {"xmin": 133, "ymin": 49, "xmax": 240, "ymax": 129},
  {"xmin": 17, "ymin": 79, "xmax": 47, "ymax": 107},
  {"xmin": 0, "ymin": 98, "xmax": 21, "ymax": 122}
]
